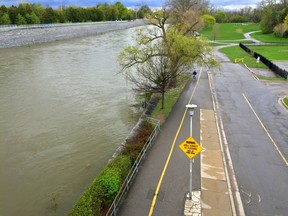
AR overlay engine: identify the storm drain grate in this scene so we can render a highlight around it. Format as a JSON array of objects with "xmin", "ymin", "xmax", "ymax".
[{"xmin": 146, "ymin": 189, "xmax": 165, "ymax": 201}]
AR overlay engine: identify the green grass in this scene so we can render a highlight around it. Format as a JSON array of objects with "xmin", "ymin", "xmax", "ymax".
[
  {"xmin": 201, "ymin": 23, "xmax": 260, "ymax": 41},
  {"xmin": 284, "ymin": 97, "xmax": 288, "ymax": 106},
  {"xmin": 219, "ymin": 45, "xmax": 268, "ymax": 68},
  {"xmin": 257, "ymin": 75, "xmax": 287, "ymax": 81},
  {"xmin": 246, "ymin": 45, "xmax": 288, "ymax": 61},
  {"xmin": 251, "ymin": 32, "xmax": 288, "ymax": 43}
]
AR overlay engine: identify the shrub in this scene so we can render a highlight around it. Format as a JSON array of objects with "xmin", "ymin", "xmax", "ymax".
[
  {"xmin": 70, "ymin": 121, "xmax": 154, "ymax": 215},
  {"xmin": 273, "ymin": 23, "xmax": 288, "ymax": 38},
  {"xmin": 108, "ymin": 155, "xmax": 133, "ymax": 181},
  {"xmin": 94, "ymin": 167, "xmax": 121, "ymax": 207},
  {"xmin": 69, "ymin": 189, "xmax": 94, "ymax": 216},
  {"xmin": 122, "ymin": 121, "xmax": 153, "ymax": 161}
]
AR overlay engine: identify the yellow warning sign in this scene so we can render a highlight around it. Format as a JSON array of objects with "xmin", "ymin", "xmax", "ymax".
[{"xmin": 179, "ymin": 136, "xmax": 202, "ymax": 159}]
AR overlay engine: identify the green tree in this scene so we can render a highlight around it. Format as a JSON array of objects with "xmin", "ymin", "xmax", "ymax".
[
  {"xmin": 42, "ymin": 7, "xmax": 58, "ymax": 23},
  {"xmin": 118, "ymin": 8, "xmax": 217, "ymax": 109},
  {"xmin": 114, "ymin": 2, "xmax": 127, "ymax": 20},
  {"xmin": 0, "ymin": 12, "xmax": 11, "ymax": 24},
  {"xmin": 137, "ymin": 5, "xmax": 152, "ymax": 19},
  {"xmin": 215, "ymin": 11, "xmax": 226, "ymax": 23},
  {"xmin": 201, "ymin": 14, "xmax": 216, "ymax": 28},
  {"xmin": 0, "ymin": 5, "xmax": 8, "ymax": 15},
  {"xmin": 8, "ymin": 6, "xmax": 19, "ymax": 24},
  {"xmin": 25, "ymin": 12, "xmax": 40, "ymax": 24},
  {"xmin": 97, "ymin": 3, "xmax": 112, "ymax": 21},
  {"xmin": 110, "ymin": 5, "xmax": 119, "ymax": 21},
  {"xmin": 31, "ymin": 4, "xmax": 46, "ymax": 23},
  {"xmin": 15, "ymin": 13, "xmax": 27, "ymax": 25},
  {"xmin": 259, "ymin": 0, "xmax": 287, "ymax": 33}
]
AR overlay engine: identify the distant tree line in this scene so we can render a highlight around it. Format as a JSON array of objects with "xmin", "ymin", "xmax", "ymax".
[
  {"xmin": 0, "ymin": 2, "xmax": 152, "ymax": 25},
  {"xmin": 209, "ymin": 0, "xmax": 288, "ymax": 37}
]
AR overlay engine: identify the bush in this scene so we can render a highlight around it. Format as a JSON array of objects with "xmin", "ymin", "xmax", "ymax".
[
  {"xmin": 94, "ymin": 167, "xmax": 121, "ymax": 207},
  {"xmin": 69, "ymin": 121, "xmax": 154, "ymax": 215},
  {"xmin": 69, "ymin": 189, "xmax": 94, "ymax": 216},
  {"xmin": 122, "ymin": 121, "xmax": 153, "ymax": 161},
  {"xmin": 108, "ymin": 155, "xmax": 133, "ymax": 180},
  {"xmin": 273, "ymin": 23, "xmax": 288, "ymax": 38},
  {"xmin": 69, "ymin": 155, "xmax": 133, "ymax": 215}
]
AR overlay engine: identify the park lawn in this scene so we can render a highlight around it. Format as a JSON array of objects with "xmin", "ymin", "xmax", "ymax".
[
  {"xmin": 251, "ymin": 32, "xmax": 288, "ymax": 43},
  {"xmin": 247, "ymin": 45, "xmax": 288, "ymax": 61},
  {"xmin": 284, "ymin": 97, "xmax": 288, "ymax": 106},
  {"xmin": 219, "ymin": 45, "xmax": 267, "ymax": 68},
  {"xmin": 201, "ymin": 23, "xmax": 260, "ymax": 41}
]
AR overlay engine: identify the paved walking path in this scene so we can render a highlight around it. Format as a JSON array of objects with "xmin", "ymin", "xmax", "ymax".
[{"xmin": 118, "ymin": 71, "xmax": 238, "ymax": 215}]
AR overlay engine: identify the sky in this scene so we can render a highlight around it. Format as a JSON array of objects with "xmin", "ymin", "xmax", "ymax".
[{"xmin": 0, "ymin": 0, "xmax": 262, "ymax": 10}]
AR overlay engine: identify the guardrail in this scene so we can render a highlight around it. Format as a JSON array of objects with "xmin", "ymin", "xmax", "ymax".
[{"xmin": 105, "ymin": 117, "xmax": 160, "ymax": 216}]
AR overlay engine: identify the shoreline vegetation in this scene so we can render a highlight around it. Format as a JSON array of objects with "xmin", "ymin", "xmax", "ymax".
[{"xmin": 0, "ymin": 20, "xmax": 145, "ymax": 49}]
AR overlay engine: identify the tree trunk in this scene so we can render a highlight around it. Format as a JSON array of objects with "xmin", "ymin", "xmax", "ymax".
[{"xmin": 161, "ymin": 92, "xmax": 165, "ymax": 109}]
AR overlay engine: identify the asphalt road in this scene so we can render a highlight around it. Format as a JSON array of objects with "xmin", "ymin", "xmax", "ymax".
[
  {"xmin": 117, "ymin": 47, "xmax": 287, "ymax": 216},
  {"xmin": 213, "ymin": 51, "xmax": 288, "ymax": 215}
]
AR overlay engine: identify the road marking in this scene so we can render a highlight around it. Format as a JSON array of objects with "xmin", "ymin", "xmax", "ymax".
[
  {"xmin": 243, "ymin": 93, "xmax": 288, "ymax": 167},
  {"xmin": 148, "ymin": 70, "xmax": 201, "ymax": 216}
]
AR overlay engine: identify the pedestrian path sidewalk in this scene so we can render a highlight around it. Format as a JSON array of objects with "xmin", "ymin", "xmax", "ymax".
[{"xmin": 184, "ymin": 109, "xmax": 234, "ymax": 216}]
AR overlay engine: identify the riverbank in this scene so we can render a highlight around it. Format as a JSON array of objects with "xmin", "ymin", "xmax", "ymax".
[{"xmin": 0, "ymin": 20, "xmax": 145, "ymax": 48}]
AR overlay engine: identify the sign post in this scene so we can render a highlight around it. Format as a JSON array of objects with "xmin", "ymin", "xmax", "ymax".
[
  {"xmin": 179, "ymin": 104, "xmax": 202, "ymax": 200},
  {"xmin": 179, "ymin": 136, "xmax": 202, "ymax": 199}
]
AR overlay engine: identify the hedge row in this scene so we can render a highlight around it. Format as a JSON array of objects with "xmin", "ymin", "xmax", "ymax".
[{"xmin": 69, "ymin": 120, "xmax": 153, "ymax": 216}]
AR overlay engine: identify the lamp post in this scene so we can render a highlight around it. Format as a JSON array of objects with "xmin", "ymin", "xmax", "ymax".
[{"xmin": 186, "ymin": 104, "xmax": 197, "ymax": 200}]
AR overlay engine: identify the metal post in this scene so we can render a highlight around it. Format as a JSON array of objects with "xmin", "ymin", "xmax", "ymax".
[
  {"xmin": 186, "ymin": 104, "xmax": 197, "ymax": 200},
  {"xmin": 189, "ymin": 114, "xmax": 193, "ymax": 200}
]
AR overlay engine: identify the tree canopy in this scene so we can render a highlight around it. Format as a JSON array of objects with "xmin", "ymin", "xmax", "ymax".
[
  {"xmin": 0, "ymin": 2, "xmax": 151, "ymax": 24},
  {"xmin": 118, "ymin": 1, "xmax": 218, "ymax": 109}
]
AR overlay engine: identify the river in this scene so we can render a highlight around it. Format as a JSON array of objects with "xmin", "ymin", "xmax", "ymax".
[{"xmin": 0, "ymin": 27, "xmax": 140, "ymax": 216}]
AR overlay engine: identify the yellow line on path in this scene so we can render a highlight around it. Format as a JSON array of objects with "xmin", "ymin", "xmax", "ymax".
[
  {"xmin": 243, "ymin": 93, "xmax": 288, "ymax": 167},
  {"xmin": 148, "ymin": 71, "xmax": 201, "ymax": 216}
]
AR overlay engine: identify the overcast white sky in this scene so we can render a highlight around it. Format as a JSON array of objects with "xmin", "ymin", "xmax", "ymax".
[
  {"xmin": 210, "ymin": 0, "xmax": 261, "ymax": 10},
  {"xmin": 0, "ymin": 0, "xmax": 262, "ymax": 9}
]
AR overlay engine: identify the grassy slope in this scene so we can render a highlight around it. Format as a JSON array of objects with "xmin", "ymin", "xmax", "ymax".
[{"xmin": 201, "ymin": 23, "xmax": 260, "ymax": 41}]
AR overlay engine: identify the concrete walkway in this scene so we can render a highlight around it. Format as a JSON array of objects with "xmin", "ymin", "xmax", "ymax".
[{"xmin": 183, "ymin": 109, "xmax": 235, "ymax": 216}]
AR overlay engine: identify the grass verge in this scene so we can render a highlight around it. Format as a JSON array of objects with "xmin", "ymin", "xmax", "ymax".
[
  {"xmin": 219, "ymin": 45, "xmax": 267, "ymax": 68},
  {"xmin": 256, "ymin": 76, "xmax": 287, "ymax": 81},
  {"xmin": 284, "ymin": 97, "xmax": 288, "ymax": 107},
  {"xmin": 151, "ymin": 73, "xmax": 191, "ymax": 123}
]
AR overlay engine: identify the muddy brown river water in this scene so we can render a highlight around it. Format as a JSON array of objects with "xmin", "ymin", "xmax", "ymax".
[{"xmin": 0, "ymin": 27, "xmax": 140, "ymax": 216}]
